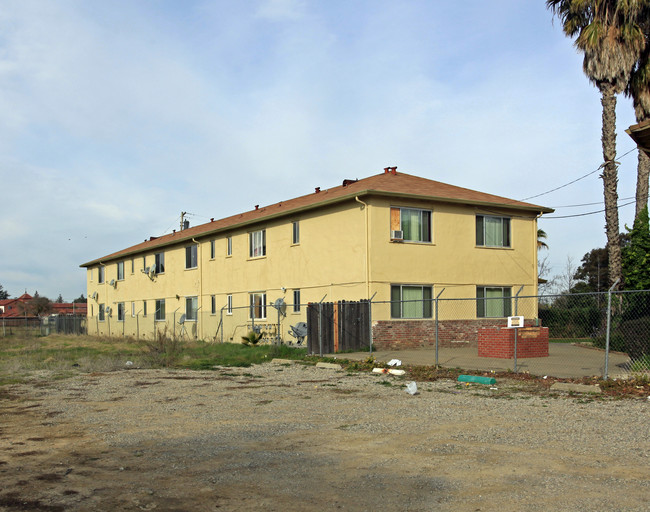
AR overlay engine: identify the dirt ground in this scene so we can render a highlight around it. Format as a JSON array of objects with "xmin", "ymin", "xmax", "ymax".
[{"xmin": 1, "ymin": 364, "xmax": 649, "ymax": 512}]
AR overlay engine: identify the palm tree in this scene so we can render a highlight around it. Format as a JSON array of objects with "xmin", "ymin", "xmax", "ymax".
[
  {"xmin": 626, "ymin": 16, "xmax": 650, "ymax": 219},
  {"xmin": 546, "ymin": 0, "xmax": 647, "ymax": 287},
  {"xmin": 537, "ymin": 228, "xmax": 549, "ymax": 250}
]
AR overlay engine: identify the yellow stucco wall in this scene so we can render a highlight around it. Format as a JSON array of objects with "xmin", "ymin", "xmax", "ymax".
[{"xmin": 85, "ymin": 195, "xmax": 540, "ymax": 340}]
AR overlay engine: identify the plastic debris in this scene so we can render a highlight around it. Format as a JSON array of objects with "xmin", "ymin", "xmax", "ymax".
[
  {"xmin": 457, "ymin": 375, "xmax": 496, "ymax": 385},
  {"xmin": 125, "ymin": 361, "xmax": 134, "ymax": 366},
  {"xmin": 387, "ymin": 359, "xmax": 402, "ymax": 367},
  {"xmin": 405, "ymin": 382, "xmax": 418, "ymax": 395},
  {"xmin": 372, "ymin": 368, "xmax": 405, "ymax": 376}
]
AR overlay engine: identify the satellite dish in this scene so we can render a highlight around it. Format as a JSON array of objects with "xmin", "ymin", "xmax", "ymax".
[
  {"xmin": 272, "ymin": 298, "xmax": 287, "ymax": 316},
  {"xmin": 149, "ymin": 263, "xmax": 156, "ymax": 275},
  {"xmin": 91, "ymin": 292, "xmax": 98, "ymax": 300},
  {"xmin": 143, "ymin": 266, "xmax": 150, "ymax": 274},
  {"xmin": 109, "ymin": 279, "xmax": 115, "ymax": 287},
  {"xmin": 179, "ymin": 314, "xmax": 186, "ymax": 324},
  {"xmin": 106, "ymin": 306, "xmax": 112, "ymax": 316}
]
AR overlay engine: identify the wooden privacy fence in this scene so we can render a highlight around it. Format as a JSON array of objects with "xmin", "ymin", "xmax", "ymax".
[{"xmin": 307, "ymin": 300, "xmax": 370, "ymax": 354}]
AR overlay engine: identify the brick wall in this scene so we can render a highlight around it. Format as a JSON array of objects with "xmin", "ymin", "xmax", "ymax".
[
  {"xmin": 372, "ymin": 318, "xmax": 538, "ymax": 351},
  {"xmin": 477, "ymin": 327, "xmax": 549, "ymax": 359}
]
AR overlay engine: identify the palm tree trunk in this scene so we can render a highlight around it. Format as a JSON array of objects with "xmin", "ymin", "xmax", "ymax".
[
  {"xmin": 635, "ymin": 151, "xmax": 650, "ymax": 218},
  {"xmin": 600, "ymin": 82, "xmax": 622, "ymax": 287}
]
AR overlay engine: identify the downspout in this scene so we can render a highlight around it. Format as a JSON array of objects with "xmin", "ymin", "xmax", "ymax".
[
  {"xmin": 534, "ymin": 213, "xmax": 542, "ymax": 297},
  {"xmin": 355, "ymin": 197, "xmax": 370, "ymax": 298},
  {"xmin": 192, "ymin": 238, "xmax": 203, "ymax": 340}
]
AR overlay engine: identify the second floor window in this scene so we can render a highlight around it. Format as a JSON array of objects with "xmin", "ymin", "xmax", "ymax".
[
  {"xmin": 390, "ymin": 207, "xmax": 432, "ymax": 242},
  {"xmin": 476, "ymin": 215, "xmax": 510, "ymax": 247},
  {"xmin": 292, "ymin": 221, "xmax": 300, "ymax": 244},
  {"xmin": 185, "ymin": 245, "xmax": 198, "ymax": 269},
  {"xmin": 155, "ymin": 299, "xmax": 166, "ymax": 321},
  {"xmin": 249, "ymin": 230, "xmax": 266, "ymax": 258},
  {"xmin": 155, "ymin": 252, "xmax": 165, "ymax": 273},
  {"xmin": 117, "ymin": 261, "xmax": 124, "ymax": 281},
  {"xmin": 98, "ymin": 266, "xmax": 105, "ymax": 284}
]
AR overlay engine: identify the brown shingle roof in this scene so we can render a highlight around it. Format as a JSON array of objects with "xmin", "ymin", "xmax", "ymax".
[{"xmin": 81, "ymin": 170, "xmax": 553, "ymax": 267}]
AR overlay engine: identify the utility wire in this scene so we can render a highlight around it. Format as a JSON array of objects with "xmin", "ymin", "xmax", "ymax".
[
  {"xmin": 549, "ymin": 196, "xmax": 634, "ymax": 208},
  {"xmin": 543, "ymin": 200, "xmax": 635, "ymax": 219},
  {"xmin": 519, "ymin": 147, "xmax": 637, "ymax": 202}
]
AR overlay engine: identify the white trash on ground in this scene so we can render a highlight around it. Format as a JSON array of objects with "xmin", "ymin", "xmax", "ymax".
[
  {"xmin": 387, "ymin": 359, "xmax": 402, "ymax": 367},
  {"xmin": 405, "ymin": 382, "xmax": 418, "ymax": 395}
]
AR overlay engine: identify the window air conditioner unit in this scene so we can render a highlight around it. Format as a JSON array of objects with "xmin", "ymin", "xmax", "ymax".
[{"xmin": 391, "ymin": 230, "xmax": 404, "ymax": 240}]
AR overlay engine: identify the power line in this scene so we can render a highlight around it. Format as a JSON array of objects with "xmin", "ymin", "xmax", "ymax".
[
  {"xmin": 519, "ymin": 147, "xmax": 637, "ymax": 202},
  {"xmin": 543, "ymin": 200, "xmax": 635, "ymax": 219},
  {"xmin": 549, "ymin": 196, "xmax": 634, "ymax": 209}
]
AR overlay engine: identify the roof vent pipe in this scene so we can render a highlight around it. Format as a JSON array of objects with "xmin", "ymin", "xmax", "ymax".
[
  {"xmin": 255, "ymin": 205, "xmax": 259, "ymax": 210},
  {"xmin": 315, "ymin": 187, "xmax": 320, "ymax": 193},
  {"xmin": 384, "ymin": 167, "xmax": 390, "ymax": 173},
  {"xmin": 390, "ymin": 166, "xmax": 397, "ymax": 175}
]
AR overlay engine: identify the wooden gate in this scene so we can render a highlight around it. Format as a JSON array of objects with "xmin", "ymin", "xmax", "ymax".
[{"xmin": 307, "ymin": 300, "xmax": 370, "ymax": 354}]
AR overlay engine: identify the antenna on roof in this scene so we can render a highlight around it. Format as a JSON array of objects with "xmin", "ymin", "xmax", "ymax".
[{"xmin": 180, "ymin": 212, "xmax": 190, "ymax": 231}]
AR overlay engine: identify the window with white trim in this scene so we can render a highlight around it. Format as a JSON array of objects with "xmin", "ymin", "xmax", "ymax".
[
  {"xmin": 293, "ymin": 290, "xmax": 301, "ymax": 313},
  {"xmin": 155, "ymin": 299, "xmax": 166, "ymax": 321},
  {"xmin": 227, "ymin": 294, "xmax": 233, "ymax": 315},
  {"xmin": 210, "ymin": 240, "xmax": 215, "ymax": 259},
  {"xmin": 185, "ymin": 296, "xmax": 198, "ymax": 321},
  {"xmin": 476, "ymin": 215, "xmax": 510, "ymax": 247},
  {"xmin": 131, "ymin": 302, "xmax": 135, "ymax": 317},
  {"xmin": 292, "ymin": 221, "xmax": 300, "ymax": 244},
  {"xmin": 155, "ymin": 252, "xmax": 165, "ymax": 273},
  {"xmin": 476, "ymin": 286, "xmax": 512, "ymax": 317},
  {"xmin": 117, "ymin": 302, "xmax": 125, "ymax": 322},
  {"xmin": 131, "ymin": 259, "xmax": 134, "ymax": 274},
  {"xmin": 98, "ymin": 266, "xmax": 105, "ymax": 284},
  {"xmin": 227, "ymin": 236, "xmax": 232, "ymax": 256},
  {"xmin": 99, "ymin": 303, "xmax": 105, "ymax": 321},
  {"xmin": 249, "ymin": 292, "xmax": 266, "ymax": 319},
  {"xmin": 211, "ymin": 295, "xmax": 216, "ymax": 315},
  {"xmin": 249, "ymin": 230, "xmax": 266, "ymax": 258},
  {"xmin": 390, "ymin": 285, "xmax": 433, "ymax": 318},
  {"xmin": 390, "ymin": 207, "xmax": 432, "ymax": 242},
  {"xmin": 185, "ymin": 245, "xmax": 198, "ymax": 269},
  {"xmin": 143, "ymin": 301, "xmax": 147, "ymax": 317},
  {"xmin": 117, "ymin": 261, "xmax": 125, "ymax": 281}
]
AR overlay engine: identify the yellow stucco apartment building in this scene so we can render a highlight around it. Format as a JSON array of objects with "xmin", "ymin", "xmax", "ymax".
[{"xmin": 81, "ymin": 168, "xmax": 552, "ymax": 346}]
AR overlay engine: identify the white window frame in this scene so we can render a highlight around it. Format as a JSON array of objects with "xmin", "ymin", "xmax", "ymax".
[
  {"xmin": 99, "ymin": 303, "xmax": 105, "ymax": 322},
  {"xmin": 292, "ymin": 221, "xmax": 300, "ymax": 245},
  {"xmin": 117, "ymin": 302, "xmax": 125, "ymax": 322},
  {"xmin": 131, "ymin": 259, "xmax": 135, "ymax": 274},
  {"xmin": 227, "ymin": 294, "xmax": 233, "ymax": 315},
  {"xmin": 293, "ymin": 290, "xmax": 301, "ymax": 313},
  {"xmin": 131, "ymin": 302, "xmax": 135, "ymax": 317},
  {"xmin": 227, "ymin": 236, "xmax": 232, "ymax": 256},
  {"xmin": 211, "ymin": 295, "xmax": 216, "ymax": 315},
  {"xmin": 210, "ymin": 240, "xmax": 215, "ymax": 259},
  {"xmin": 249, "ymin": 230, "xmax": 266, "ymax": 258},
  {"xmin": 143, "ymin": 301, "xmax": 147, "ymax": 317},
  {"xmin": 185, "ymin": 245, "xmax": 198, "ymax": 269},
  {"xmin": 155, "ymin": 299, "xmax": 166, "ymax": 321},
  {"xmin": 155, "ymin": 252, "xmax": 165, "ymax": 274},
  {"xmin": 185, "ymin": 296, "xmax": 198, "ymax": 321},
  {"xmin": 98, "ymin": 266, "xmax": 105, "ymax": 284},
  {"xmin": 117, "ymin": 261, "xmax": 125, "ymax": 281},
  {"xmin": 249, "ymin": 292, "xmax": 266, "ymax": 320}
]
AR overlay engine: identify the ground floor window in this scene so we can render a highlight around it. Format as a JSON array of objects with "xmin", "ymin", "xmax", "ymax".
[
  {"xmin": 186, "ymin": 296, "xmax": 198, "ymax": 321},
  {"xmin": 250, "ymin": 292, "xmax": 266, "ymax": 319},
  {"xmin": 143, "ymin": 301, "xmax": 147, "ymax": 317},
  {"xmin": 227, "ymin": 295, "xmax": 233, "ymax": 315},
  {"xmin": 117, "ymin": 302, "xmax": 125, "ymax": 322},
  {"xmin": 211, "ymin": 295, "xmax": 216, "ymax": 315},
  {"xmin": 99, "ymin": 304, "xmax": 105, "ymax": 322},
  {"xmin": 476, "ymin": 286, "xmax": 512, "ymax": 317},
  {"xmin": 155, "ymin": 299, "xmax": 166, "ymax": 321},
  {"xmin": 390, "ymin": 285, "xmax": 433, "ymax": 318}
]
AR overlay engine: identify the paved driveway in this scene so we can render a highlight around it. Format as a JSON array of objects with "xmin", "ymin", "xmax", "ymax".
[{"xmin": 331, "ymin": 343, "xmax": 632, "ymax": 379}]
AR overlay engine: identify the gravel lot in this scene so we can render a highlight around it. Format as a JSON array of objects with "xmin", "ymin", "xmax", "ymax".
[{"xmin": 1, "ymin": 362, "xmax": 649, "ymax": 511}]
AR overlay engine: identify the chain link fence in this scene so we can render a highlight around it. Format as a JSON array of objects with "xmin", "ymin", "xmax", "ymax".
[{"xmin": 1, "ymin": 316, "xmax": 87, "ymax": 337}]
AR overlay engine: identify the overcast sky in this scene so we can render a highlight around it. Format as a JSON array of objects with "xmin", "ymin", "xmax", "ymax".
[{"xmin": 0, "ymin": 0, "xmax": 643, "ymax": 301}]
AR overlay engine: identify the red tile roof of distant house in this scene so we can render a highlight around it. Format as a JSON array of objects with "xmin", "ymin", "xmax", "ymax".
[{"xmin": 81, "ymin": 169, "xmax": 554, "ymax": 267}]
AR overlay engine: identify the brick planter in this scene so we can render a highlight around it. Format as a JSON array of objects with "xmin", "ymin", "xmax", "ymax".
[{"xmin": 478, "ymin": 326, "xmax": 549, "ymax": 359}]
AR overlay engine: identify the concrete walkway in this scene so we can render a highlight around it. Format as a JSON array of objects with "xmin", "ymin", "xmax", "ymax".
[{"xmin": 327, "ymin": 343, "xmax": 632, "ymax": 379}]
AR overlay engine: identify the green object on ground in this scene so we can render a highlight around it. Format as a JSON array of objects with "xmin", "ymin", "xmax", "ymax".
[{"xmin": 458, "ymin": 375, "xmax": 496, "ymax": 385}]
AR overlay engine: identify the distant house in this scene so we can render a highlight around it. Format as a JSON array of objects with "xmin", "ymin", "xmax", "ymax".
[
  {"xmin": 0, "ymin": 293, "xmax": 34, "ymax": 318},
  {"xmin": 51, "ymin": 302, "xmax": 87, "ymax": 316},
  {"xmin": 81, "ymin": 168, "xmax": 553, "ymax": 343}
]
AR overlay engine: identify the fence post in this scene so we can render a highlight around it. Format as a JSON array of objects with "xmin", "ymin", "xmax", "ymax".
[
  {"xmin": 136, "ymin": 313, "xmax": 140, "ymax": 340},
  {"xmin": 368, "ymin": 293, "xmax": 377, "ymax": 354},
  {"xmin": 220, "ymin": 305, "xmax": 225, "ymax": 343},
  {"xmin": 604, "ymin": 278, "xmax": 620, "ymax": 380},
  {"xmin": 318, "ymin": 295, "xmax": 327, "ymax": 357},
  {"xmin": 434, "ymin": 288, "xmax": 445, "ymax": 367},
  {"xmin": 513, "ymin": 286, "xmax": 524, "ymax": 373}
]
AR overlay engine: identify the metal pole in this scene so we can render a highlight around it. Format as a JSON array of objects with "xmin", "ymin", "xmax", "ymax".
[
  {"xmin": 368, "ymin": 292, "xmax": 377, "ymax": 354},
  {"xmin": 434, "ymin": 288, "xmax": 445, "ymax": 367},
  {"xmin": 513, "ymin": 286, "xmax": 524, "ymax": 373},
  {"xmin": 173, "ymin": 308, "xmax": 179, "ymax": 340},
  {"xmin": 604, "ymin": 278, "xmax": 620, "ymax": 380},
  {"xmin": 220, "ymin": 305, "xmax": 225, "ymax": 343},
  {"xmin": 136, "ymin": 313, "xmax": 140, "ymax": 340}
]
